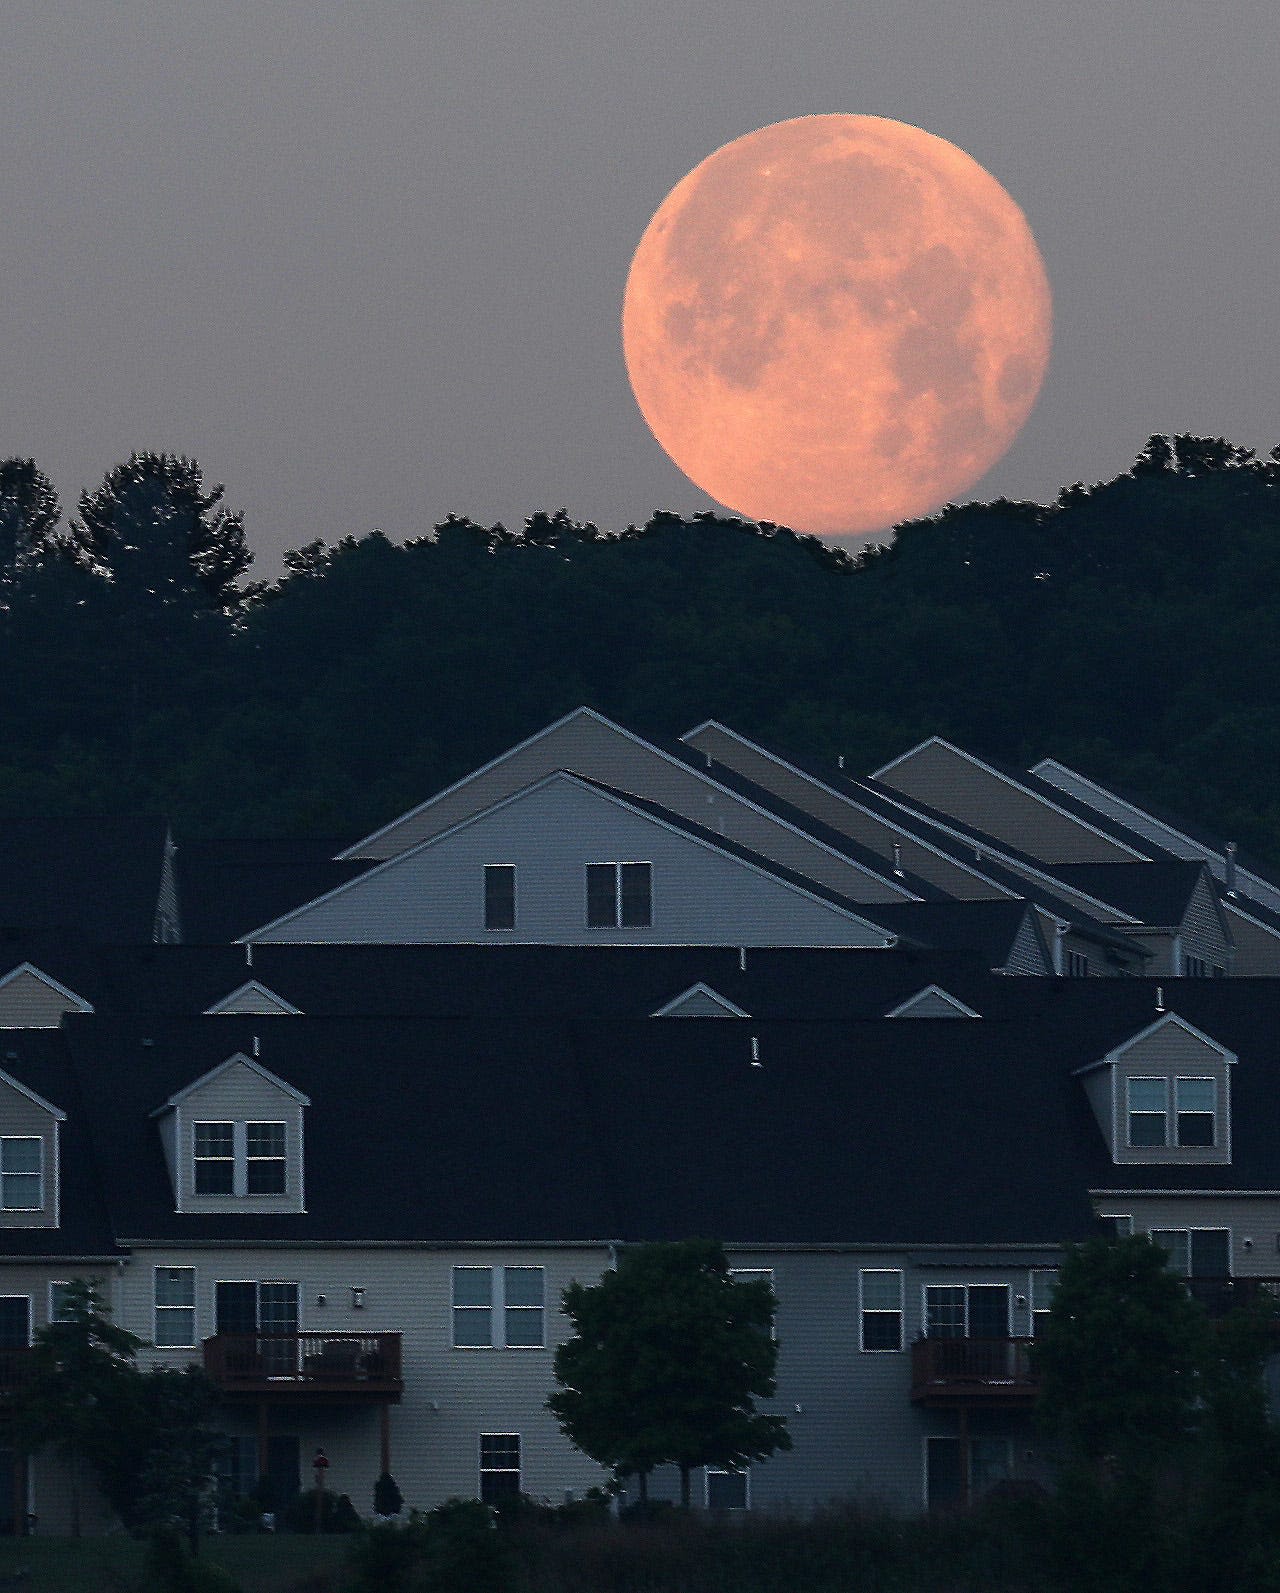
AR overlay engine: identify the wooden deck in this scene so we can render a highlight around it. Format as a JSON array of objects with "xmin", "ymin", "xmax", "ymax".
[
  {"xmin": 202, "ymin": 1331, "xmax": 404, "ymax": 1403},
  {"xmin": 910, "ymin": 1337, "xmax": 1039, "ymax": 1407}
]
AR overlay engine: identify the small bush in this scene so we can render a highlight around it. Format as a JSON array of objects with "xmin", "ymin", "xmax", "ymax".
[
  {"xmin": 280, "ymin": 1487, "xmax": 361, "ymax": 1534},
  {"xmin": 346, "ymin": 1498, "xmax": 512, "ymax": 1593},
  {"xmin": 145, "ymin": 1527, "xmax": 243, "ymax": 1593},
  {"xmin": 373, "ymin": 1470, "xmax": 404, "ymax": 1517}
]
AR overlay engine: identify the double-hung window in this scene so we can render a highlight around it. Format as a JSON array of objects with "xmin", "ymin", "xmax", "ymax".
[
  {"xmin": 924, "ymin": 1284, "xmax": 1009, "ymax": 1339},
  {"xmin": 155, "ymin": 1266, "xmax": 197, "ymax": 1348},
  {"xmin": 484, "ymin": 865, "xmax": 516, "ymax": 930},
  {"xmin": 246, "ymin": 1123, "xmax": 287, "ymax": 1193},
  {"xmin": 479, "ymin": 1434, "xmax": 520, "ymax": 1501},
  {"xmin": 1175, "ymin": 1078, "xmax": 1216, "ymax": 1147},
  {"xmin": 453, "ymin": 1266, "xmax": 545, "ymax": 1348},
  {"xmin": 1127, "ymin": 1078, "xmax": 1168, "ymax": 1147},
  {"xmin": 194, "ymin": 1121, "xmax": 287, "ymax": 1196},
  {"xmin": 0, "ymin": 1137, "xmax": 42, "ymax": 1211},
  {"xmin": 586, "ymin": 862, "xmax": 651, "ymax": 928},
  {"xmin": 194, "ymin": 1122, "xmax": 235, "ymax": 1194},
  {"xmin": 860, "ymin": 1269, "xmax": 903, "ymax": 1350},
  {"xmin": 1030, "ymin": 1270, "xmax": 1057, "ymax": 1335},
  {"xmin": 706, "ymin": 1467, "xmax": 749, "ymax": 1509}
]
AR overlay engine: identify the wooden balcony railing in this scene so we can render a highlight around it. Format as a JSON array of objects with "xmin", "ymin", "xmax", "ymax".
[
  {"xmin": 202, "ymin": 1332, "xmax": 403, "ymax": 1401},
  {"xmin": 0, "ymin": 1346, "xmax": 34, "ymax": 1398},
  {"xmin": 911, "ymin": 1337, "xmax": 1039, "ymax": 1406},
  {"xmin": 1186, "ymin": 1277, "xmax": 1280, "ymax": 1319}
]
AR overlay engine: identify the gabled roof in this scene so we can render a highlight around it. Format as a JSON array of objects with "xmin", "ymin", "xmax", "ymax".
[
  {"xmin": 1072, "ymin": 1010, "xmax": 1238, "ymax": 1076},
  {"xmin": 1047, "ymin": 861, "xmax": 1217, "ymax": 929},
  {"xmin": 203, "ymin": 980, "xmax": 303, "ymax": 1017},
  {"xmin": 150, "ymin": 1051, "xmax": 311, "ymax": 1114},
  {"xmin": 0, "ymin": 1064, "xmax": 67, "ymax": 1119},
  {"xmin": 0, "ymin": 961, "xmax": 95, "ymax": 1014},
  {"xmin": 650, "ymin": 983, "xmax": 750, "ymax": 1018},
  {"xmin": 884, "ymin": 985, "xmax": 980, "ymax": 1019},
  {"xmin": 858, "ymin": 900, "xmax": 1051, "ymax": 971}
]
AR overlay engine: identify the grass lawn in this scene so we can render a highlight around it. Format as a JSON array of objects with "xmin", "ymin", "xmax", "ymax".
[{"xmin": 0, "ymin": 1534, "xmax": 349, "ymax": 1593}]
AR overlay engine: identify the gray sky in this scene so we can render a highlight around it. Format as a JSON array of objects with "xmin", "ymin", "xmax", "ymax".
[{"xmin": 4, "ymin": 1, "xmax": 1278, "ymax": 572}]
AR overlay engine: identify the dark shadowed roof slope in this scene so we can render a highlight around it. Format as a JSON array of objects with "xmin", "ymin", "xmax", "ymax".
[
  {"xmin": 175, "ymin": 839, "xmax": 367, "ymax": 942},
  {"xmin": 0, "ymin": 817, "xmax": 171, "ymax": 943},
  {"xmin": 1046, "ymin": 861, "xmax": 1211, "ymax": 927}
]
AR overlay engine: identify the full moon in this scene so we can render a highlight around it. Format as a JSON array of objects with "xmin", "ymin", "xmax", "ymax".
[{"xmin": 622, "ymin": 115, "xmax": 1052, "ymax": 537}]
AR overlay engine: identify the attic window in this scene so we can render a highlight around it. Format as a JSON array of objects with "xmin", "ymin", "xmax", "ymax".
[
  {"xmin": 1127, "ymin": 1079, "xmax": 1167, "ymax": 1147},
  {"xmin": 194, "ymin": 1122, "xmax": 235, "ymax": 1194},
  {"xmin": 484, "ymin": 864, "xmax": 516, "ymax": 930},
  {"xmin": 1175, "ymin": 1078, "xmax": 1216, "ymax": 1147},
  {"xmin": 246, "ymin": 1123, "xmax": 287, "ymax": 1193},
  {"xmin": 0, "ymin": 1138, "xmax": 42, "ymax": 1211}
]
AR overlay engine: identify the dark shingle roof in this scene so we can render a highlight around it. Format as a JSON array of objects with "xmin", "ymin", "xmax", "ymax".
[
  {"xmin": 175, "ymin": 839, "xmax": 368, "ymax": 941},
  {"xmin": 1046, "ymin": 861, "xmax": 1209, "ymax": 927},
  {"xmin": 0, "ymin": 817, "xmax": 170, "ymax": 943}
]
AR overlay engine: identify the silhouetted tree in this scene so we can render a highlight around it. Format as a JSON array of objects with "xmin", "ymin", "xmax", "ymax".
[
  {"xmin": 72, "ymin": 452, "xmax": 253, "ymax": 612},
  {"xmin": 0, "ymin": 458, "xmax": 61, "ymax": 599}
]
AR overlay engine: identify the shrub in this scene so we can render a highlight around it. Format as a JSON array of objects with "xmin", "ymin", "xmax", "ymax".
[
  {"xmin": 374, "ymin": 1470, "xmax": 404, "ymax": 1517},
  {"xmin": 280, "ymin": 1486, "xmax": 361, "ymax": 1534}
]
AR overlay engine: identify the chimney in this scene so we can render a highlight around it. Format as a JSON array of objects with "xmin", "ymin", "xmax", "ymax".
[{"xmin": 1225, "ymin": 842, "xmax": 1238, "ymax": 898}]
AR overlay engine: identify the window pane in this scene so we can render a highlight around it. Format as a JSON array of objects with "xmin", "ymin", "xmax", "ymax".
[
  {"xmin": 484, "ymin": 865, "xmax": 516, "ymax": 930},
  {"xmin": 195, "ymin": 1160, "xmax": 235, "ymax": 1195},
  {"xmin": 1030, "ymin": 1271, "xmax": 1057, "ymax": 1312},
  {"xmin": 1128, "ymin": 1112, "xmax": 1167, "ymax": 1147},
  {"xmin": 480, "ymin": 1433, "xmax": 520, "ymax": 1502},
  {"xmin": 247, "ymin": 1158, "xmax": 286, "ymax": 1194},
  {"xmin": 862, "ymin": 1312, "xmax": 902, "ymax": 1351},
  {"xmin": 50, "ymin": 1283, "xmax": 75, "ymax": 1323},
  {"xmin": 453, "ymin": 1268, "xmax": 492, "ymax": 1307},
  {"xmin": 195, "ymin": 1123, "xmax": 234, "ymax": 1156},
  {"xmin": 503, "ymin": 1267, "xmax": 543, "ymax": 1308},
  {"xmin": 707, "ymin": 1469, "xmax": 748, "ymax": 1509},
  {"xmin": 619, "ymin": 863, "xmax": 652, "ymax": 927},
  {"xmin": 925, "ymin": 1286, "xmax": 965, "ymax": 1339},
  {"xmin": 586, "ymin": 864, "xmax": 617, "ymax": 927},
  {"xmin": 967, "ymin": 1286, "xmax": 1009, "ymax": 1339},
  {"xmin": 1, "ymin": 1138, "xmax": 41, "ymax": 1174},
  {"xmin": 2, "ymin": 1174, "xmax": 41, "ymax": 1210},
  {"xmin": 1152, "ymin": 1230, "xmax": 1190, "ymax": 1276},
  {"xmin": 1177, "ymin": 1079, "xmax": 1215, "ymax": 1113},
  {"xmin": 247, "ymin": 1123, "xmax": 285, "ymax": 1157},
  {"xmin": 504, "ymin": 1308, "xmax": 544, "ymax": 1347},
  {"xmin": 861, "ymin": 1271, "xmax": 901, "ymax": 1310},
  {"xmin": 1190, "ymin": 1230, "xmax": 1230, "ymax": 1278},
  {"xmin": 971, "ymin": 1439, "xmax": 1011, "ymax": 1497},
  {"xmin": 0, "ymin": 1299, "xmax": 30, "ymax": 1350},
  {"xmin": 155, "ymin": 1307, "xmax": 196, "ymax": 1348},
  {"xmin": 156, "ymin": 1268, "xmax": 195, "ymax": 1307}
]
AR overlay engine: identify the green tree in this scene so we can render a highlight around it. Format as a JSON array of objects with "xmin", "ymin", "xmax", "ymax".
[
  {"xmin": 11, "ymin": 1278, "xmax": 144, "ymax": 1536},
  {"xmin": 0, "ymin": 457, "xmax": 61, "ymax": 602},
  {"xmin": 1034, "ymin": 1235, "xmax": 1212, "ymax": 1467},
  {"xmin": 71, "ymin": 452, "xmax": 253, "ymax": 613},
  {"xmin": 134, "ymin": 1366, "xmax": 224, "ymax": 1552},
  {"xmin": 548, "ymin": 1239, "xmax": 790, "ymax": 1508}
]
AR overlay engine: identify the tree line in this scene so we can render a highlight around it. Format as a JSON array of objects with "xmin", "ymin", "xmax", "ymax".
[{"xmin": 2, "ymin": 436, "xmax": 1280, "ymax": 859}]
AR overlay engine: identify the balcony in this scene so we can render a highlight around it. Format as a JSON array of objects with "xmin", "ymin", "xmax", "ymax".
[
  {"xmin": 0, "ymin": 1346, "xmax": 34, "ymax": 1399},
  {"xmin": 1186, "ymin": 1276, "xmax": 1280, "ymax": 1320},
  {"xmin": 911, "ymin": 1337, "xmax": 1039, "ymax": 1407},
  {"xmin": 203, "ymin": 1332, "xmax": 404, "ymax": 1403}
]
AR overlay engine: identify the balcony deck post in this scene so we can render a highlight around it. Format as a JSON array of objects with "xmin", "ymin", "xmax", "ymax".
[
  {"xmin": 381, "ymin": 1403, "xmax": 391, "ymax": 1476},
  {"xmin": 257, "ymin": 1402, "xmax": 269, "ymax": 1484}
]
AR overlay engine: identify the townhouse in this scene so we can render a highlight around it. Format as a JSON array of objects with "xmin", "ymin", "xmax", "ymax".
[{"xmin": 2, "ymin": 710, "xmax": 1278, "ymax": 1531}]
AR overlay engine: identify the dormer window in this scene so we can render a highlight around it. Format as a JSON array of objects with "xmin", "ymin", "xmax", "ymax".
[
  {"xmin": 246, "ymin": 1123, "xmax": 287, "ymax": 1193},
  {"xmin": 1126, "ymin": 1076, "xmax": 1218, "ymax": 1149},
  {"xmin": 1127, "ymin": 1078, "xmax": 1168, "ymax": 1147},
  {"xmin": 1175, "ymin": 1078, "xmax": 1216, "ymax": 1146},
  {"xmin": 0, "ymin": 1138, "xmax": 42, "ymax": 1210},
  {"xmin": 194, "ymin": 1120, "xmax": 288, "ymax": 1197},
  {"xmin": 194, "ymin": 1123, "xmax": 235, "ymax": 1193}
]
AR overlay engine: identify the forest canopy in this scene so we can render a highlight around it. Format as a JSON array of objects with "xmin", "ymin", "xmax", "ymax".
[{"xmin": 1, "ymin": 437, "xmax": 1278, "ymax": 860}]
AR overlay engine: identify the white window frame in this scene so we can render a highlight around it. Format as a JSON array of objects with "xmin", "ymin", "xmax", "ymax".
[
  {"xmin": 1175, "ymin": 1076, "xmax": 1216, "ymax": 1147},
  {"xmin": 1126, "ymin": 1076, "xmax": 1169, "ymax": 1148},
  {"xmin": 1029, "ymin": 1269, "xmax": 1057, "ymax": 1335},
  {"xmin": 921, "ymin": 1282, "xmax": 1011, "ymax": 1339},
  {"xmin": 483, "ymin": 863, "xmax": 517, "ymax": 931},
  {"xmin": 0, "ymin": 1296, "xmax": 32, "ymax": 1349},
  {"xmin": 192, "ymin": 1120, "xmax": 289, "ymax": 1198},
  {"xmin": 705, "ymin": 1465, "xmax": 750, "ymax": 1510},
  {"xmin": 1148, "ymin": 1226, "xmax": 1232, "ymax": 1279},
  {"xmin": 452, "ymin": 1266, "xmax": 546, "ymax": 1349},
  {"xmin": 0, "ymin": 1135, "xmax": 44, "ymax": 1211},
  {"xmin": 478, "ymin": 1432, "xmax": 521, "ymax": 1502},
  {"xmin": 245, "ymin": 1121, "xmax": 287, "ymax": 1194},
  {"xmin": 154, "ymin": 1265, "xmax": 197, "ymax": 1349},
  {"xmin": 48, "ymin": 1280, "xmax": 76, "ymax": 1325},
  {"xmin": 585, "ymin": 861, "xmax": 652, "ymax": 928},
  {"xmin": 859, "ymin": 1269, "xmax": 904, "ymax": 1352}
]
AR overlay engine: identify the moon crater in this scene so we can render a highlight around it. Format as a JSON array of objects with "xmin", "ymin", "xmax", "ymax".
[{"xmin": 623, "ymin": 115, "xmax": 1053, "ymax": 537}]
